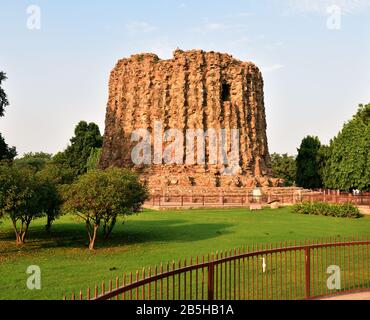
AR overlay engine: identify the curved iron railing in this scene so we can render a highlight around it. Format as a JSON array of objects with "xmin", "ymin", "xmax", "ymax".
[{"xmin": 66, "ymin": 237, "xmax": 370, "ymax": 300}]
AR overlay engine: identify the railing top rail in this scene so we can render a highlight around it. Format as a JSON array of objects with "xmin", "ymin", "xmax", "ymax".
[{"xmin": 92, "ymin": 239, "xmax": 370, "ymax": 300}]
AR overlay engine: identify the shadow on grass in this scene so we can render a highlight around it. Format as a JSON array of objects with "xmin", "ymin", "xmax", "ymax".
[{"xmin": 0, "ymin": 219, "xmax": 233, "ymax": 253}]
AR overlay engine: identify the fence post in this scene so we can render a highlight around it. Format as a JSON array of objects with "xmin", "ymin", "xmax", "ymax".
[
  {"xmin": 207, "ymin": 261, "xmax": 215, "ymax": 301},
  {"xmin": 304, "ymin": 247, "xmax": 311, "ymax": 299}
]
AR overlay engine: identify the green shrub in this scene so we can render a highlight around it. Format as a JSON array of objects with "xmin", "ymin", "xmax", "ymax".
[{"xmin": 293, "ymin": 201, "xmax": 362, "ymax": 219}]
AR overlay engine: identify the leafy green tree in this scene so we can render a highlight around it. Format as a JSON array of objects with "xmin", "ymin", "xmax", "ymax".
[
  {"xmin": 323, "ymin": 104, "xmax": 369, "ymax": 191},
  {"xmin": 36, "ymin": 170, "xmax": 63, "ymax": 233},
  {"xmin": 63, "ymin": 168, "xmax": 148, "ymax": 250},
  {"xmin": 0, "ymin": 73, "xmax": 16, "ymax": 160},
  {"xmin": 317, "ymin": 144, "xmax": 332, "ymax": 185},
  {"xmin": 270, "ymin": 153, "xmax": 296, "ymax": 186},
  {"xmin": 296, "ymin": 136, "xmax": 323, "ymax": 189},
  {"xmin": 15, "ymin": 152, "xmax": 52, "ymax": 172},
  {"xmin": 0, "ymin": 133, "xmax": 17, "ymax": 161},
  {"xmin": 0, "ymin": 164, "xmax": 61, "ymax": 244},
  {"xmin": 36, "ymin": 161, "xmax": 75, "ymax": 232},
  {"xmin": 55, "ymin": 121, "xmax": 103, "ymax": 175},
  {"xmin": 86, "ymin": 148, "xmax": 102, "ymax": 172},
  {"xmin": 0, "ymin": 72, "xmax": 9, "ymax": 117},
  {"xmin": 37, "ymin": 162, "xmax": 76, "ymax": 186}
]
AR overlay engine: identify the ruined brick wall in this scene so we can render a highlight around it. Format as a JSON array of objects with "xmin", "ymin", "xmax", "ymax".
[{"xmin": 100, "ymin": 49, "xmax": 278, "ymax": 192}]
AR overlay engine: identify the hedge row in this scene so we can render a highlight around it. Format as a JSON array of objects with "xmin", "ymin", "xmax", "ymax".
[{"xmin": 293, "ymin": 201, "xmax": 362, "ymax": 219}]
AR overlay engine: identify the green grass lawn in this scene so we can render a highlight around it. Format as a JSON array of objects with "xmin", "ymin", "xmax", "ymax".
[{"xmin": 0, "ymin": 207, "xmax": 369, "ymax": 300}]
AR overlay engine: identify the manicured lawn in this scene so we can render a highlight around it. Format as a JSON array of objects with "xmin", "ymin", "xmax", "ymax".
[{"xmin": 0, "ymin": 207, "xmax": 369, "ymax": 300}]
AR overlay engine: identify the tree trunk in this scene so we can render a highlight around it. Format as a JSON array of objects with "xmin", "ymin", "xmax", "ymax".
[
  {"xmin": 16, "ymin": 233, "xmax": 23, "ymax": 245},
  {"xmin": 11, "ymin": 219, "xmax": 25, "ymax": 245},
  {"xmin": 88, "ymin": 224, "xmax": 99, "ymax": 250},
  {"xmin": 45, "ymin": 215, "xmax": 53, "ymax": 234}
]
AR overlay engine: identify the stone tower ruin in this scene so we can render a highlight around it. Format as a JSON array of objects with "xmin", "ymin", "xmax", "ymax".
[{"xmin": 100, "ymin": 49, "xmax": 279, "ymax": 193}]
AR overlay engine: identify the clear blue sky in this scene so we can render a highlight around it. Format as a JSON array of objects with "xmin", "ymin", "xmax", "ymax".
[{"xmin": 1, "ymin": 0, "xmax": 370, "ymax": 156}]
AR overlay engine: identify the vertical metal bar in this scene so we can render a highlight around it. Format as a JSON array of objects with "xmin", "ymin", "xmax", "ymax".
[
  {"xmin": 352, "ymin": 236, "xmax": 355, "ymax": 289},
  {"xmin": 284, "ymin": 241, "xmax": 287, "ymax": 300},
  {"xmin": 166, "ymin": 262, "xmax": 169, "ymax": 300},
  {"xmin": 348, "ymin": 241, "xmax": 351, "ymax": 291},
  {"xmin": 208, "ymin": 259, "xmax": 215, "ymax": 301},
  {"xmin": 178, "ymin": 259, "xmax": 181, "ymax": 300},
  {"xmin": 290, "ymin": 244, "xmax": 293, "ymax": 300},
  {"xmin": 148, "ymin": 267, "xmax": 151, "ymax": 300},
  {"xmin": 159, "ymin": 264, "xmax": 163, "ymax": 301},
  {"xmin": 142, "ymin": 269, "xmax": 145, "ymax": 300},
  {"xmin": 260, "ymin": 245, "xmax": 264, "ymax": 300},
  {"xmin": 305, "ymin": 247, "xmax": 311, "ymax": 299},
  {"xmin": 238, "ymin": 248, "xmax": 241, "ymax": 300},
  {"xmin": 129, "ymin": 273, "xmax": 133, "ymax": 300},
  {"xmin": 116, "ymin": 277, "xmax": 119, "ymax": 301},
  {"xmin": 242, "ymin": 252, "xmax": 245, "ymax": 300},
  {"xmin": 279, "ymin": 243, "xmax": 283, "ymax": 300},
  {"xmin": 196, "ymin": 256, "xmax": 199, "ymax": 300},
  {"xmin": 341, "ymin": 240, "xmax": 346, "ymax": 291},
  {"xmin": 190, "ymin": 257, "xmax": 193, "ymax": 301},
  {"xmin": 316, "ymin": 241, "xmax": 319, "ymax": 297},
  {"xmin": 367, "ymin": 236, "xmax": 369, "ymax": 289},
  {"xmin": 233, "ymin": 249, "xmax": 236, "ymax": 300},
  {"xmin": 215, "ymin": 253, "xmax": 219, "ymax": 300},
  {"xmin": 220, "ymin": 252, "xmax": 223, "ymax": 300},
  {"xmin": 321, "ymin": 241, "xmax": 325, "ymax": 297},
  {"xmin": 135, "ymin": 271, "xmax": 139, "ymax": 300},
  {"xmin": 102, "ymin": 281, "xmax": 106, "ymax": 296},
  {"xmin": 247, "ymin": 247, "xmax": 250, "ymax": 300},
  {"xmin": 184, "ymin": 259, "xmax": 187, "ymax": 300},
  {"xmin": 294, "ymin": 241, "xmax": 297, "ymax": 299},
  {"xmin": 229, "ymin": 249, "xmax": 232, "ymax": 300},
  {"xmin": 362, "ymin": 235, "xmax": 365, "ymax": 288},
  {"xmin": 154, "ymin": 267, "xmax": 157, "ymax": 301},
  {"xmin": 172, "ymin": 261, "xmax": 175, "ymax": 300},
  {"xmin": 256, "ymin": 245, "xmax": 259, "ymax": 300},
  {"xmin": 202, "ymin": 256, "xmax": 205, "ymax": 300},
  {"xmin": 267, "ymin": 244, "xmax": 270, "ymax": 301},
  {"xmin": 271, "ymin": 244, "xmax": 274, "ymax": 300},
  {"xmin": 224, "ymin": 251, "xmax": 227, "ymax": 300},
  {"xmin": 326, "ymin": 240, "xmax": 329, "ymax": 296},
  {"xmin": 122, "ymin": 274, "xmax": 126, "ymax": 301},
  {"xmin": 109, "ymin": 279, "xmax": 113, "ymax": 296},
  {"xmin": 252, "ymin": 245, "xmax": 256, "ymax": 300}
]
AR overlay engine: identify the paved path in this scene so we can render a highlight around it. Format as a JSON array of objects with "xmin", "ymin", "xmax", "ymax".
[
  {"xmin": 358, "ymin": 206, "xmax": 370, "ymax": 216},
  {"xmin": 320, "ymin": 291, "xmax": 370, "ymax": 300}
]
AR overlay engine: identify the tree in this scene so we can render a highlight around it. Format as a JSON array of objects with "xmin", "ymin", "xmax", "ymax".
[
  {"xmin": 86, "ymin": 148, "xmax": 102, "ymax": 172},
  {"xmin": 317, "ymin": 144, "xmax": 331, "ymax": 186},
  {"xmin": 323, "ymin": 104, "xmax": 369, "ymax": 191},
  {"xmin": 0, "ymin": 72, "xmax": 9, "ymax": 117},
  {"xmin": 63, "ymin": 168, "xmax": 148, "ymax": 250},
  {"xmin": 0, "ymin": 73, "xmax": 16, "ymax": 160},
  {"xmin": 15, "ymin": 152, "xmax": 52, "ymax": 172},
  {"xmin": 35, "ymin": 161, "xmax": 75, "ymax": 232},
  {"xmin": 37, "ymin": 162, "xmax": 76, "ymax": 186},
  {"xmin": 36, "ymin": 170, "xmax": 63, "ymax": 233},
  {"xmin": 0, "ymin": 133, "xmax": 17, "ymax": 161},
  {"xmin": 54, "ymin": 121, "xmax": 103, "ymax": 175},
  {"xmin": 0, "ymin": 164, "xmax": 61, "ymax": 244},
  {"xmin": 270, "ymin": 153, "xmax": 296, "ymax": 186},
  {"xmin": 296, "ymin": 136, "xmax": 323, "ymax": 189}
]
